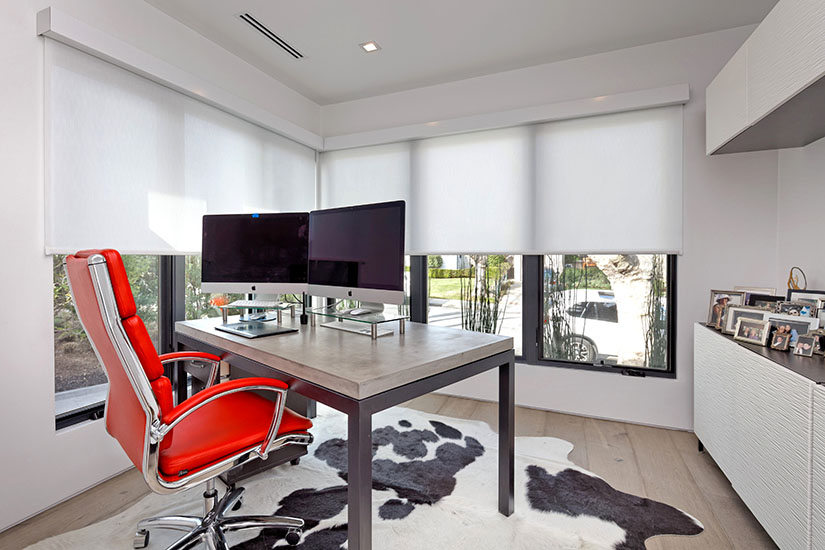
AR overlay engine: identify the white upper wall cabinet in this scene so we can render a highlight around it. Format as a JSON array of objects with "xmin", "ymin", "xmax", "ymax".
[
  {"xmin": 706, "ymin": 0, "xmax": 825, "ymax": 154},
  {"xmin": 706, "ymin": 46, "xmax": 749, "ymax": 154}
]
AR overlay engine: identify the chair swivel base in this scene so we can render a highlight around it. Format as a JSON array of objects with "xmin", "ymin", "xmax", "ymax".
[{"xmin": 134, "ymin": 485, "xmax": 303, "ymax": 550}]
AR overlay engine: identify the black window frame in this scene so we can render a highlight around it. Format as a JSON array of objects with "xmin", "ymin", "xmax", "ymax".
[
  {"xmin": 414, "ymin": 254, "xmax": 677, "ymax": 379},
  {"xmin": 57, "ymin": 251, "xmax": 675, "ymax": 431}
]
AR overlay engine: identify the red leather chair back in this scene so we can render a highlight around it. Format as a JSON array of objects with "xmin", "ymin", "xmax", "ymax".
[{"xmin": 65, "ymin": 250, "xmax": 172, "ymax": 471}]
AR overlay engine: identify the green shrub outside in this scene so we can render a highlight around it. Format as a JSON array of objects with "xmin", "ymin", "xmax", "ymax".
[
  {"xmin": 428, "ymin": 255, "xmax": 443, "ymax": 268},
  {"xmin": 428, "ymin": 266, "xmax": 506, "ymax": 280}
]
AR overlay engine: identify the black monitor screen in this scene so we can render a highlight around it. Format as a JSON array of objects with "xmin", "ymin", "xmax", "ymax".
[
  {"xmin": 308, "ymin": 201, "xmax": 405, "ymax": 291},
  {"xmin": 202, "ymin": 213, "xmax": 308, "ymax": 283}
]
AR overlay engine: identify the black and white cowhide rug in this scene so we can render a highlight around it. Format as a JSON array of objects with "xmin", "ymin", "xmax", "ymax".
[{"xmin": 27, "ymin": 406, "xmax": 702, "ymax": 550}]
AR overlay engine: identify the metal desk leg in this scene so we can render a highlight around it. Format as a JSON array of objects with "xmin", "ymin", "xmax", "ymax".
[
  {"xmin": 499, "ymin": 356, "xmax": 515, "ymax": 516},
  {"xmin": 348, "ymin": 406, "xmax": 372, "ymax": 550}
]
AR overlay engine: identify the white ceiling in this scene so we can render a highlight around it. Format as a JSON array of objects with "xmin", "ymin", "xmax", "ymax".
[{"xmin": 145, "ymin": 0, "xmax": 778, "ymax": 105}]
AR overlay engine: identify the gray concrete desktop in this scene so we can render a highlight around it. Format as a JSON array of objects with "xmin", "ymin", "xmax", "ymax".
[{"xmin": 174, "ymin": 316, "xmax": 515, "ymax": 550}]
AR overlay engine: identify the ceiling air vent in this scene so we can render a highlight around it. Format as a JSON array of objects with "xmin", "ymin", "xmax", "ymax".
[{"xmin": 238, "ymin": 12, "xmax": 303, "ymax": 59}]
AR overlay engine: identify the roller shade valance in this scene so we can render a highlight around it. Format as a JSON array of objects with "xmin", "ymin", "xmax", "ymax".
[
  {"xmin": 45, "ymin": 40, "xmax": 316, "ymax": 255},
  {"xmin": 319, "ymin": 105, "xmax": 683, "ymax": 255}
]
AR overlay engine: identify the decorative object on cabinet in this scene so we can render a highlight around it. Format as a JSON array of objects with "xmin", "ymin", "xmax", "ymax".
[
  {"xmin": 733, "ymin": 318, "xmax": 770, "ymax": 346},
  {"xmin": 787, "ymin": 288, "xmax": 825, "ymax": 305},
  {"xmin": 777, "ymin": 301, "xmax": 817, "ymax": 317},
  {"xmin": 767, "ymin": 314, "xmax": 820, "ymax": 345},
  {"xmin": 722, "ymin": 305, "xmax": 770, "ymax": 335},
  {"xmin": 734, "ymin": 286, "xmax": 776, "ymax": 295},
  {"xmin": 795, "ymin": 336, "xmax": 816, "ymax": 356},
  {"xmin": 811, "ymin": 332, "xmax": 825, "ymax": 355},
  {"xmin": 788, "ymin": 266, "xmax": 808, "ymax": 291},
  {"xmin": 746, "ymin": 293, "xmax": 784, "ymax": 309},
  {"xmin": 771, "ymin": 330, "xmax": 791, "ymax": 351},
  {"xmin": 707, "ymin": 290, "xmax": 746, "ymax": 329}
]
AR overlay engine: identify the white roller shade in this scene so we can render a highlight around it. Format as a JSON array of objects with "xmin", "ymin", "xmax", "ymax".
[
  {"xmin": 534, "ymin": 106, "xmax": 683, "ymax": 253},
  {"xmin": 409, "ymin": 127, "xmax": 532, "ymax": 255},
  {"xmin": 45, "ymin": 40, "xmax": 315, "ymax": 255},
  {"xmin": 319, "ymin": 142, "xmax": 411, "ymax": 209},
  {"xmin": 319, "ymin": 107, "xmax": 683, "ymax": 255}
]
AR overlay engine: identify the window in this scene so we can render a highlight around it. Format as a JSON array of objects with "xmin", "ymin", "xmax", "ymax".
[
  {"xmin": 542, "ymin": 254, "xmax": 671, "ymax": 371},
  {"xmin": 427, "ymin": 255, "xmax": 522, "ymax": 357},
  {"xmin": 184, "ymin": 255, "xmax": 244, "ymax": 320},
  {"xmin": 54, "ymin": 254, "xmax": 159, "ymax": 425}
]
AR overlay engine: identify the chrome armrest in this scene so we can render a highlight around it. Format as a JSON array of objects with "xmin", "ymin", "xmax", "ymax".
[
  {"xmin": 152, "ymin": 384, "xmax": 288, "ymax": 461},
  {"xmin": 160, "ymin": 354, "xmax": 220, "ymax": 388}
]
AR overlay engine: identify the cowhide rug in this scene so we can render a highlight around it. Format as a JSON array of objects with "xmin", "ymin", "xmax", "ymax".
[{"xmin": 26, "ymin": 406, "xmax": 702, "ymax": 550}]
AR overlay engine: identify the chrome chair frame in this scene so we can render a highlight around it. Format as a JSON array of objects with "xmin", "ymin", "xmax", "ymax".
[{"xmin": 67, "ymin": 254, "xmax": 312, "ymax": 549}]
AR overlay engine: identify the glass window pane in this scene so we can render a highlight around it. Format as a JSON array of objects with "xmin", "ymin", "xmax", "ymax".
[
  {"xmin": 542, "ymin": 254, "xmax": 668, "ymax": 369},
  {"xmin": 184, "ymin": 255, "xmax": 245, "ymax": 319},
  {"xmin": 54, "ymin": 254, "xmax": 159, "ymax": 418},
  {"xmin": 427, "ymin": 255, "xmax": 522, "ymax": 356}
]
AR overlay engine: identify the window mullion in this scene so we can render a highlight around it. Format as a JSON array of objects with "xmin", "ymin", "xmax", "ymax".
[
  {"xmin": 410, "ymin": 255, "xmax": 428, "ymax": 323},
  {"xmin": 522, "ymin": 255, "xmax": 542, "ymax": 365}
]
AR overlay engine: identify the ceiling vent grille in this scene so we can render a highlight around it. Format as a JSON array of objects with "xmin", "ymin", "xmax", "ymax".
[{"xmin": 238, "ymin": 12, "xmax": 303, "ymax": 59}]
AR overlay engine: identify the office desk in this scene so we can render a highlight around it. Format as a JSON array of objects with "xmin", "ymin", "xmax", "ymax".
[{"xmin": 175, "ymin": 316, "xmax": 515, "ymax": 550}]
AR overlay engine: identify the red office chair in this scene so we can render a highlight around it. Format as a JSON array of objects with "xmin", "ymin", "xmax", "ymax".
[{"xmin": 64, "ymin": 250, "xmax": 313, "ymax": 549}]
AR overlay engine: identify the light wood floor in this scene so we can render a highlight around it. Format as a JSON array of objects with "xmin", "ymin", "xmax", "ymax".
[{"xmin": 0, "ymin": 395, "xmax": 777, "ymax": 550}]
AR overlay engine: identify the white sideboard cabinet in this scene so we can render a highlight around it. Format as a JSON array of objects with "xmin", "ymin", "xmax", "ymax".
[{"xmin": 694, "ymin": 324, "xmax": 825, "ymax": 550}]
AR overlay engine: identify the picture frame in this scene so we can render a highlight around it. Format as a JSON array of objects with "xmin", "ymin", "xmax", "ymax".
[
  {"xmin": 722, "ymin": 305, "xmax": 770, "ymax": 335},
  {"xmin": 745, "ymin": 293, "xmax": 784, "ymax": 309},
  {"xmin": 776, "ymin": 301, "xmax": 816, "ymax": 317},
  {"xmin": 707, "ymin": 290, "xmax": 746, "ymax": 329},
  {"xmin": 770, "ymin": 330, "xmax": 791, "ymax": 351},
  {"xmin": 810, "ymin": 331, "xmax": 825, "ymax": 355},
  {"xmin": 767, "ymin": 314, "xmax": 821, "ymax": 345},
  {"xmin": 733, "ymin": 318, "xmax": 770, "ymax": 346},
  {"xmin": 794, "ymin": 336, "xmax": 816, "ymax": 357},
  {"xmin": 786, "ymin": 289, "xmax": 825, "ymax": 306},
  {"xmin": 735, "ymin": 286, "xmax": 776, "ymax": 295}
]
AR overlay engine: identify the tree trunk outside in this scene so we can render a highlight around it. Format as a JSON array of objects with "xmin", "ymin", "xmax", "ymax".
[{"xmin": 590, "ymin": 255, "xmax": 653, "ymax": 366}]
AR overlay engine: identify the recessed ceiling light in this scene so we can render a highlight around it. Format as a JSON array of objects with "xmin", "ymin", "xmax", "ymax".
[{"xmin": 360, "ymin": 41, "xmax": 381, "ymax": 53}]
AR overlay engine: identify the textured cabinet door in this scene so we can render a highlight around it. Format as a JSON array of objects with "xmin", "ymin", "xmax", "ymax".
[
  {"xmin": 812, "ymin": 385, "xmax": 825, "ymax": 550},
  {"xmin": 747, "ymin": 0, "xmax": 825, "ymax": 125},
  {"xmin": 706, "ymin": 45, "xmax": 749, "ymax": 154},
  {"xmin": 694, "ymin": 326, "xmax": 739, "ymax": 474},
  {"xmin": 694, "ymin": 325, "xmax": 812, "ymax": 550}
]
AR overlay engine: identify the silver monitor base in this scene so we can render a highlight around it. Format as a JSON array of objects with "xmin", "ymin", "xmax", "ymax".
[{"xmin": 320, "ymin": 320, "xmax": 393, "ymax": 338}]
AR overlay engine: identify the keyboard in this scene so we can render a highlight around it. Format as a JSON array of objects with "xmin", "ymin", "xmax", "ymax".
[{"xmin": 227, "ymin": 300, "xmax": 283, "ymax": 309}]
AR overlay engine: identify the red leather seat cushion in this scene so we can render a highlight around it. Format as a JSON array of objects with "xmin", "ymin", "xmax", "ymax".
[{"xmin": 159, "ymin": 393, "xmax": 312, "ymax": 478}]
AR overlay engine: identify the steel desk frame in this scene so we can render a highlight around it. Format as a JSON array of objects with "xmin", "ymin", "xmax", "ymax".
[{"xmin": 175, "ymin": 328, "xmax": 514, "ymax": 550}]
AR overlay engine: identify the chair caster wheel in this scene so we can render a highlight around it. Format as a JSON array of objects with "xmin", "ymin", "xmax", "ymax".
[
  {"xmin": 290, "ymin": 458, "xmax": 301, "ymax": 466},
  {"xmin": 232, "ymin": 496, "xmax": 244, "ymax": 511},
  {"xmin": 285, "ymin": 528, "xmax": 302, "ymax": 546},
  {"xmin": 133, "ymin": 529, "xmax": 149, "ymax": 549}
]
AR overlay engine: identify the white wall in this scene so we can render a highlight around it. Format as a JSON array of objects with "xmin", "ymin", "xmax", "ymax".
[
  {"xmin": 777, "ymin": 136, "xmax": 825, "ymax": 290},
  {"xmin": 0, "ymin": 0, "xmax": 320, "ymax": 532},
  {"xmin": 325, "ymin": 26, "xmax": 780, "ymax": 430}
]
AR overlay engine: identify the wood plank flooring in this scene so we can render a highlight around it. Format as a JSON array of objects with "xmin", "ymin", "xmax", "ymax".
[{"xmin": 0, "ymin": 396, "xmax": 777, "ymax": 550}]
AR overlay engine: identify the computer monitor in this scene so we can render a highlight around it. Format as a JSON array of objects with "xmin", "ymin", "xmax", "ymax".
[
  {"xmin": 307, "ymin": 201, "xmax": 405, "ymax": 305},
  {"xmin": 201, "ymin": 212, "xmax": 309, "ymax": 295}
]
